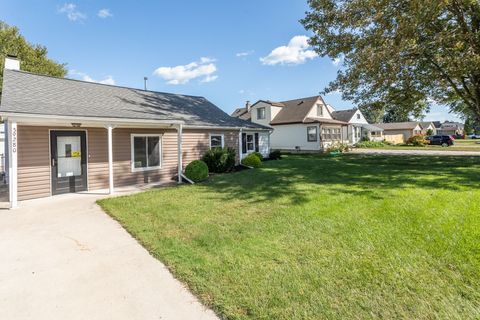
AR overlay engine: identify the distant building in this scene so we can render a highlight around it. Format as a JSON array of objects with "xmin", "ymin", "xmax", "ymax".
[{"xmin": 437, "ymin": 121, "xmax": 465, "ymax": 136}]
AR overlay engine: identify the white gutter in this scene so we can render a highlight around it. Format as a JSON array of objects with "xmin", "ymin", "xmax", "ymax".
[
  {"xmin": 0, "ymin": 113, "xmax": 271, "ymax": 131},
  {"xmin": 0, "ymin": 112, "xmax": 185, "ymax": 126},
  {"xmin": 183, "ymin": 125, "xmax": 271, "ymax": 131}
]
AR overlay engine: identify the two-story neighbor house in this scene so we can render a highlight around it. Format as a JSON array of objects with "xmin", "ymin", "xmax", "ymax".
[{"xmin": 231, "ymin": 95, "xmax": 381, "ymax": 152}]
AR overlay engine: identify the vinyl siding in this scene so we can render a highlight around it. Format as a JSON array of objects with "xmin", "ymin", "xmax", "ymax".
[
  {"xmin": 17, "ymin": 126, "xmax": 51, "ymax": 200},
  {"xmin": 182, "ymin": 129, "xmax": 240, "ymax": 165},
  {"xmin": 16, "ymin": 125, "xmax": 240, "ymax": 201}
]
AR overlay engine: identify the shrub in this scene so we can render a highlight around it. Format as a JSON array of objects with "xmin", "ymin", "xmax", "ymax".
[
  {"xmin": 355, "ymin": 140, "xmax": 391, "ymax": 148},
  {"xmin": 241, "ymin": 153, "xmax": 262, "ymax": 168},
  {"xmin": 269, "ymin": 150, "xmax": 282, "ymax": 160},
  {"xmin": 327, "ymin": 142, "xmax": 350, "ymax": 153},
  {"xmin": 184, "ymin": 160, "xmax": 208, "ymax": 182},
  {"xmin": 406, "ymin": 134, "xmax": 429, "ymax": 146},
  {"xmin": 252, "ymin": 151, "xmax": 264, "ymax": 161},
  {"xmin": 426, "ymin": 128, "xmax": 434, "ymax": 136},
  {"xmin": 201, "ymin": 147, "xmax": 236, "ymax": 173}
]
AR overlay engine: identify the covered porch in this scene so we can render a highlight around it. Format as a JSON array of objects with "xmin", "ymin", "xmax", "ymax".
[{"xmin": 3, "ymin": 113, "xmax": 185, "ymax": 208}]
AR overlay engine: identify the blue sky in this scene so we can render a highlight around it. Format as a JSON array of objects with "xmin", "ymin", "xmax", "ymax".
[{"xmin": 1, "ymin": 0, "xmax": 460, "ymax": 121}]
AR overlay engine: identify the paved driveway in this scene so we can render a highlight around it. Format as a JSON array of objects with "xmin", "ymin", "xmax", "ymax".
[
  {"xmin": 350, "ymin": 148, "xmax": 480, "ymax": 156},
  {"xmin": 0, "ymin": 192, "xmax": 218, "ymax": 320}
]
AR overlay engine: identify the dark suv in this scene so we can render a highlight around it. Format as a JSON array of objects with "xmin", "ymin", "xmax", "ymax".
[{"xmin": 426, "ymin": 135, "xmax": 455, "ymax": 147}]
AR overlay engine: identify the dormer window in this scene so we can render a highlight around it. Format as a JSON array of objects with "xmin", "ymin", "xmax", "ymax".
[
  {"xmin": 317, "ymin": 104, "xmax": 323, "ymax": 117},
  {"xmin": 257, "ymin": 107, "xmax": 266, "ymax": 120}
]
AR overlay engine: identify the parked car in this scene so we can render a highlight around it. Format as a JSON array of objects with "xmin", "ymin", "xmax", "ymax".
[
  {"xmin": 470, "ymin": 133, "xmax": 480, "ymax": 139},
  {"xmin": 427, "ymin": 135, "xmax": 455, "ymax": 147}
]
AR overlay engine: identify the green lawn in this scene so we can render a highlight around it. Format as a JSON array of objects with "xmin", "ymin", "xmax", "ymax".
[{"xmin": 98, "ymin": 155, "xmax": 480, "ymax": 319}]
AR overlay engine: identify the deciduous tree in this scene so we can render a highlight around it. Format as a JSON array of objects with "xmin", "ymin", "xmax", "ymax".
[
  {"xmin": 301, "ymin": 0, "xmax": 480, "ymax": 122},
  {"xmin": 0, "ymin": 21, "xmax": 66, "ymax": 95}
]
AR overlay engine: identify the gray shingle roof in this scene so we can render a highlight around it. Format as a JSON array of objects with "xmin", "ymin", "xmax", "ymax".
[
  {"xmin": 0, "ymin": 69, "xmax": 266, "ymax": 129},
  {"xmin": 331, "ymin": 109, "xmax": 357, "ymax": 122},
  {"xmin": 374, "ymin": 122, "xmax": 422, "ymax": 130},
  {"xmin": 230, "ymin": 107, "xmax": 251, "ymax": 120},
  {"xmin": 269, "ymin": 95, "xmax": 321, "ymax": 125}
]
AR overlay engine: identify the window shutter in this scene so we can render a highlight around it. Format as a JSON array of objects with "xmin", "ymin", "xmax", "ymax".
[
  {"xmin": 254, "ymin": 133, "xmax": 259, "ymax": 152},
  {"xmin": 242, "ymin": 133, "xmax": 247, "ymax": 154}
]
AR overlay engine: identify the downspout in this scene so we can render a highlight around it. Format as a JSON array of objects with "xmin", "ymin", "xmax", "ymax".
[
  {"xmin": 238, "ymin": 128, "xmax": 243, "ymax": 162},
  {"xmin": 177, "ymin": 123, "xmax": 183, "ymax": 183},
  {"xmin": 268, "ymin": 129, "xmax": 272, "ymax": 156}
]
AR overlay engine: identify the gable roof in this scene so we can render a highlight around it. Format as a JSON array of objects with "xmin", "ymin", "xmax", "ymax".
[
  {"xmin": 269, "ymin": 95, "xmax": 322, "ymax": 125},
  {"xmin": 419, "ymin": 121, "xmax": 434, "ymax": 129},
  {"xmin": 304, "ymin": 117, "xmax": 349, "ymax": 125},
  {"xmin": 331, "ymin": 108, "xmax": 358, "ymax": 122},
  {"xmin": 374, "ymin": 122, "xmax": 422, "ymax": 130},
  {"xmin": 1, "ymin": 69, "xmax": 266, "ymax": 129}
]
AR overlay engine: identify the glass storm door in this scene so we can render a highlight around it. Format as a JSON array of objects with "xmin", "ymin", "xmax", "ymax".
[{"xmin": 50, "ymin": 131, "xmax": 87, "ymax": 195}]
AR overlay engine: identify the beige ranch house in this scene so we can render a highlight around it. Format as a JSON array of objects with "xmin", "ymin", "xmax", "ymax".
[
  {"xmin": 374, "ymin": 122, "xmax": 424, "ymax": 143},
  {"xmin": 0, "ymin": 57, "xmax": 269, "ymax": 208}
]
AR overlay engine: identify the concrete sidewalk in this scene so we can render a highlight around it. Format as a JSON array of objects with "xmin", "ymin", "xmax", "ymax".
[
  {"xmin": 0, "ymin": 191, "xmax": 218, "ymax": 320},
  {"xmin": 350, "ymin": 148, "xmax": 480, "ymax": 156}
]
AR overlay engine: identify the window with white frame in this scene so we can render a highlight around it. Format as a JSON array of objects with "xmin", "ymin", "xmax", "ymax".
[
  {"xmin": 317, "ymin": 104, "xmax": 323, "ymax": 117},
  {"xmin": 321, "ymin": 127, "xmax": 341, "ymax": 140},
  {"xmin": 257, "ymin": 107, "xmax": 266, "ymax": 120},
  {"xmin": 210, "ymin": 134, "xmax": 224, "ymax": 149},
  {"xmin": 246, "ymin": 134, "xmax": 254, "ymax": 151},
  {"xmin": 307, "ymin": 126, "xmax": 318, "ymax": 142},
  {"xmin": 131, "ymin": 134, "xmax": 161, "ymax": 171}
]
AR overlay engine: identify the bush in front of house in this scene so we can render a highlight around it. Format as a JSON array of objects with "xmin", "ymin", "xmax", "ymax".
[
  {"xmin": 241, "ymin": 153, "xmax": 262, "ymax": 168},
  {"xmin": 201, "ymin": 147, "xmax": 236, "ymax": 173},
  {"xmin": 252, "ymin": 151, "xmax": 264, "ymax": 161},
  {"xmin": 184, "ymin": 160, "xmax": 209, "ymax": 182},
  {"xmin": 269, "ymin": 150, "xmax": 282, "ymax": 160},
  {"xmin": 327, "ymin": 142, "xmax": 350, "ymax": 153},
  {"xmin": 355, "ymin": 140, "xmax": 392, "ymax": 148},
  {"xmin": 406, "ymin": 134, "xmax": 429, "ymax": 146}
]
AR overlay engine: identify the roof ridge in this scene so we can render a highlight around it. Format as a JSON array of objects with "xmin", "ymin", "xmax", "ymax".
[
  {"xmin": 279, "ymin": 95, "xmax": 320, "ymax": 104},
  {"xmin": 4, "ymin": 69, "xmax": 206, "ymax": 99}
]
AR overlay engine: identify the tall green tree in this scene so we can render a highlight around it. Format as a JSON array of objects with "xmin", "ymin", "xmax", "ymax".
[
  {"xmin": 301, "ymin": 0, "xmax": 480, "ymax": 122},
  {"xmin": 0, "ymin": 21, "xmax": 66, "ymax": 95}
]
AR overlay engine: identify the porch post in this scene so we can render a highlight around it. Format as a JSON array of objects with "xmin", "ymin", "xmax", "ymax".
[
  {"xmin": 8, "ymin": 120, "xmax": 18, "ymax": 208},
  {"xmin": 177, "ymin": 123, "xmax": 183, "ymax": 183},
  {"xmin": 107, "ymin": 125, "xmax": 114, "ymax": 194}
]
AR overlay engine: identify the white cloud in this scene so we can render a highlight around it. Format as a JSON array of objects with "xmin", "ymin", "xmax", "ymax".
[
  {"xmin": 59, "ymin": 3, "xmax": 86, "ymax": 22},
  {"xmin": 97, "ymin": 8, "xmax": 113, "ymax": 18},
  {"xmin": 153, "ymin": 57, "xmax": 218, "ymax": 85},
  {"xmin": 236, "ymin": 50, "xmax": 254, "ymax": 57},
  {"xmin": 69, "ymin": 70, "xmax": 116, "ymax": 85},
  {"xmin": 260, "ymin": 35, "xmax": 317, "ymax": 66}
]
